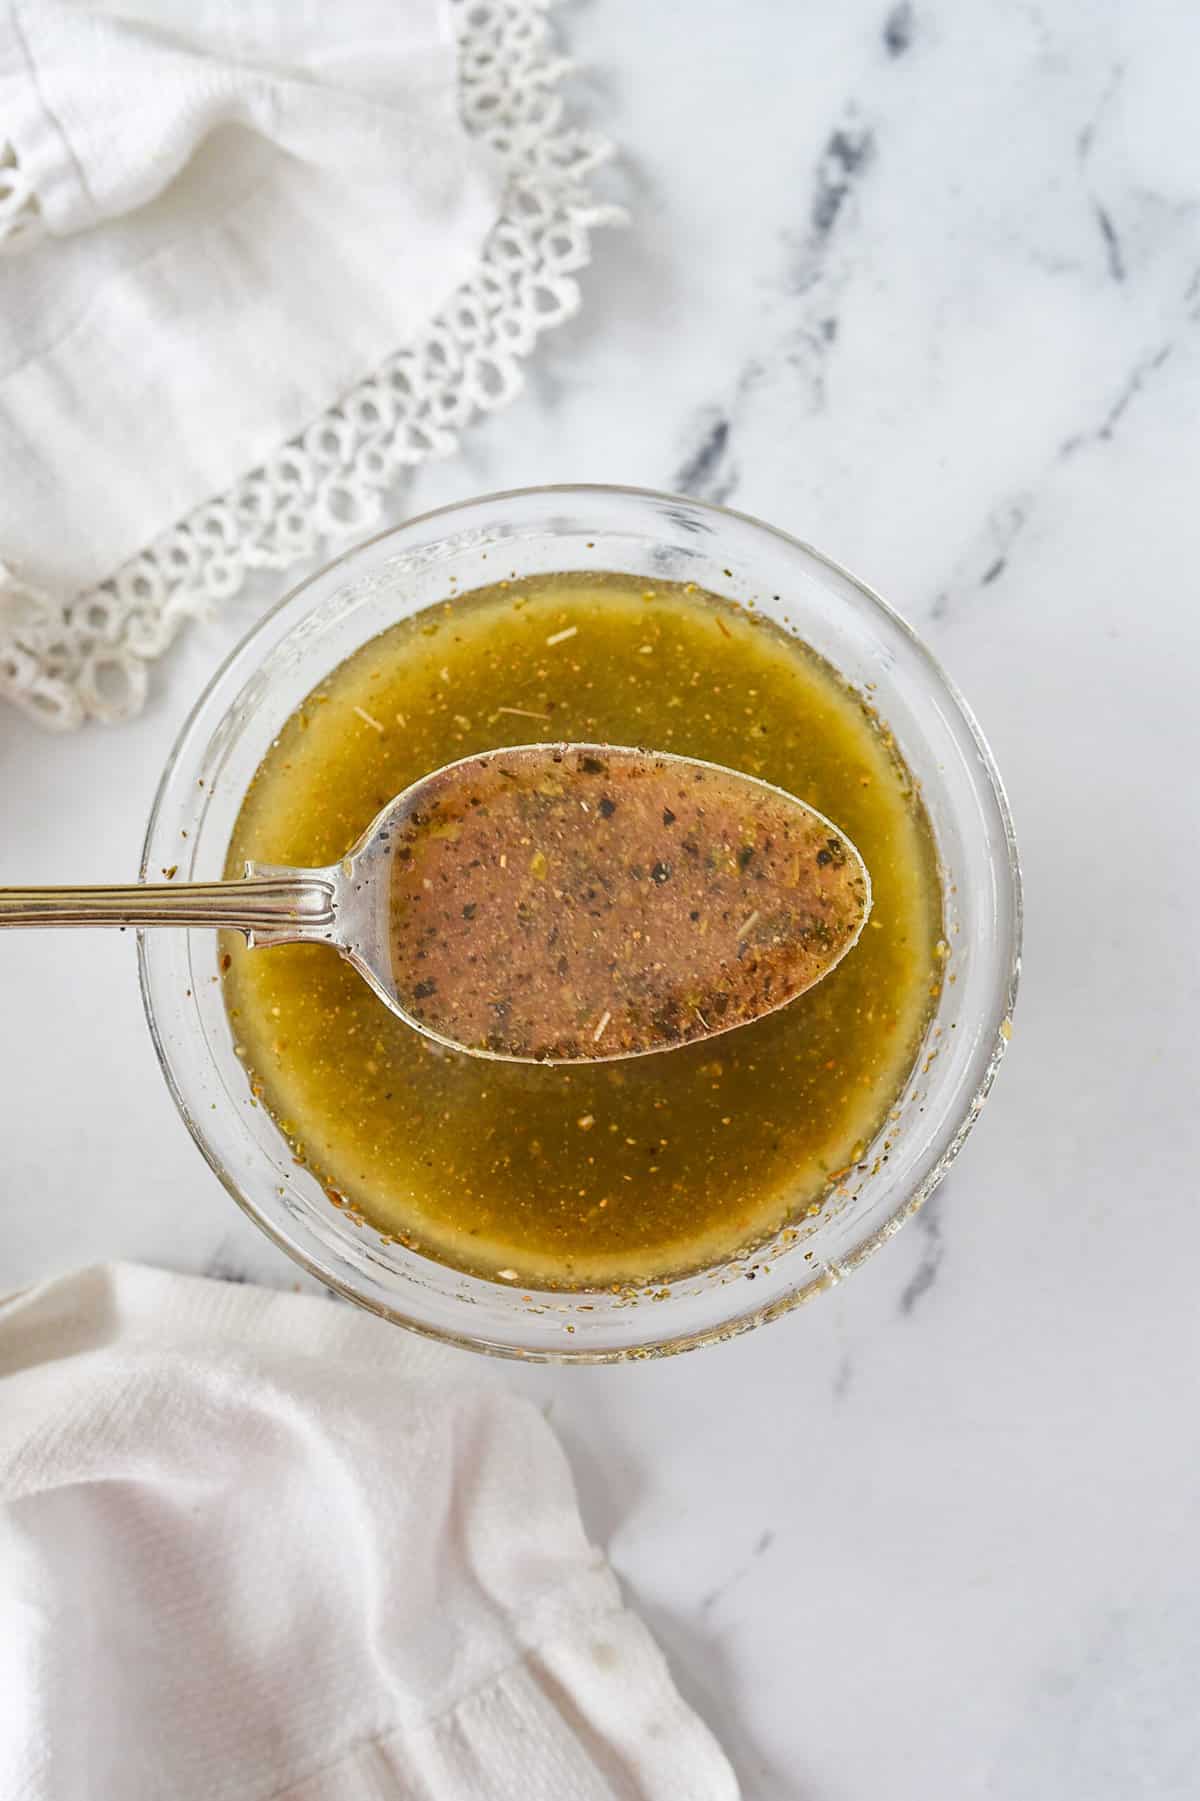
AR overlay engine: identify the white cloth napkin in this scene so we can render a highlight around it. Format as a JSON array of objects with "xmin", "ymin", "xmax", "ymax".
[
  {"xmin": 0, "ymin": 0, "xmax": 497, "ymax": 598},
  {"xmin": 0, "ymin": 1262, "xmax": 737, "ymax": 1801}
]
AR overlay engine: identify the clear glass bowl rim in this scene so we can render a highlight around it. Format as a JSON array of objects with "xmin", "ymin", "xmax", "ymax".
[{"xmin": 139, "ymin": 482, "xmax": 1022, "ymax": 1361}]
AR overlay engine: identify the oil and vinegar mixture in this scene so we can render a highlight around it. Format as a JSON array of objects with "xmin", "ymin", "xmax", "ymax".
[{"xmin": 224, "ymin": 573, "xmax": 942, "ymax": 1287}]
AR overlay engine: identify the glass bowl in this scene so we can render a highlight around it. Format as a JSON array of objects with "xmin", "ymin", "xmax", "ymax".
[{"xmin": 140, "ymin": 485, "xmax": 1021, "ymax": 1361}]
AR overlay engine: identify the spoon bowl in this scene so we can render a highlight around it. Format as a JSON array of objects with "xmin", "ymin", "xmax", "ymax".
[{"xmin": 343, "ymin": 743, "xmax": 871, "ymax": 1062}]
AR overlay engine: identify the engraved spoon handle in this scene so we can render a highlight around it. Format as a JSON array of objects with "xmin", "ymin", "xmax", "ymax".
[{"xmin": 0, "ymin": 872, "xmax": 337, "ymax": 942}]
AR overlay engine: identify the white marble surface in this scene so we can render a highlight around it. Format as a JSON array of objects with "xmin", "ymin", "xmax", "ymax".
[{"xmin": 3, "ymin": 1, "xmax": 1200, "ymax": 1794}]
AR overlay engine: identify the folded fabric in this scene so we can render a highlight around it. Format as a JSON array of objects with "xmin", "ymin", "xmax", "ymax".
[
  {"xmin": 0, "ymin": 0, "xmax": 498, "ymax": 598},
  {"xmin": 0, "ymin": 0, "xmax": 622, "ymax": 731},
  {"xmin": 0, "ymin": 1262, "xmax": 738, "ymax": 1800}
]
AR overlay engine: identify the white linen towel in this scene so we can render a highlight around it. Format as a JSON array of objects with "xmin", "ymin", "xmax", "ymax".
[
  {"xmin": 0, "ymin": 0, "xmax": 497, "ymax": 600},
  {"xmin": 0, "ymin": 0, "xmax": 620, "ymax": 730},
  {"xmin": 0, "ymin": 1262, "xmax": 738, "ymax": 1801}
]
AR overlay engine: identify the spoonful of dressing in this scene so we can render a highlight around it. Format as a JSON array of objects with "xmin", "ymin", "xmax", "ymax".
[{"xmin": 0, "ymin": 744, "xmax": 870, "ymax": 1063}]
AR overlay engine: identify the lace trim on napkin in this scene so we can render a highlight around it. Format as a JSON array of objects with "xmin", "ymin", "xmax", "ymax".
[{"xmin": 0, "ymin": 0, "xmax": 624, "ymax": 730}]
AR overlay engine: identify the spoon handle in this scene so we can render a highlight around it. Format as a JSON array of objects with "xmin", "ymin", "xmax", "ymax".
[{"xmin": 0, "ymin": 871, "xmax": 337, "ymax": 942}]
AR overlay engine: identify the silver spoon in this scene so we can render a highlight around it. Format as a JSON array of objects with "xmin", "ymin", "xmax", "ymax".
[{"xmin": 0, "ymin": 743, "xmax": 871, "ymax": 1064}]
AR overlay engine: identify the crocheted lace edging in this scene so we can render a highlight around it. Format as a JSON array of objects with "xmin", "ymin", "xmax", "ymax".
[{"xmin": 0, "ymin": 0, "xmax": 624, "ymax": 729}]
